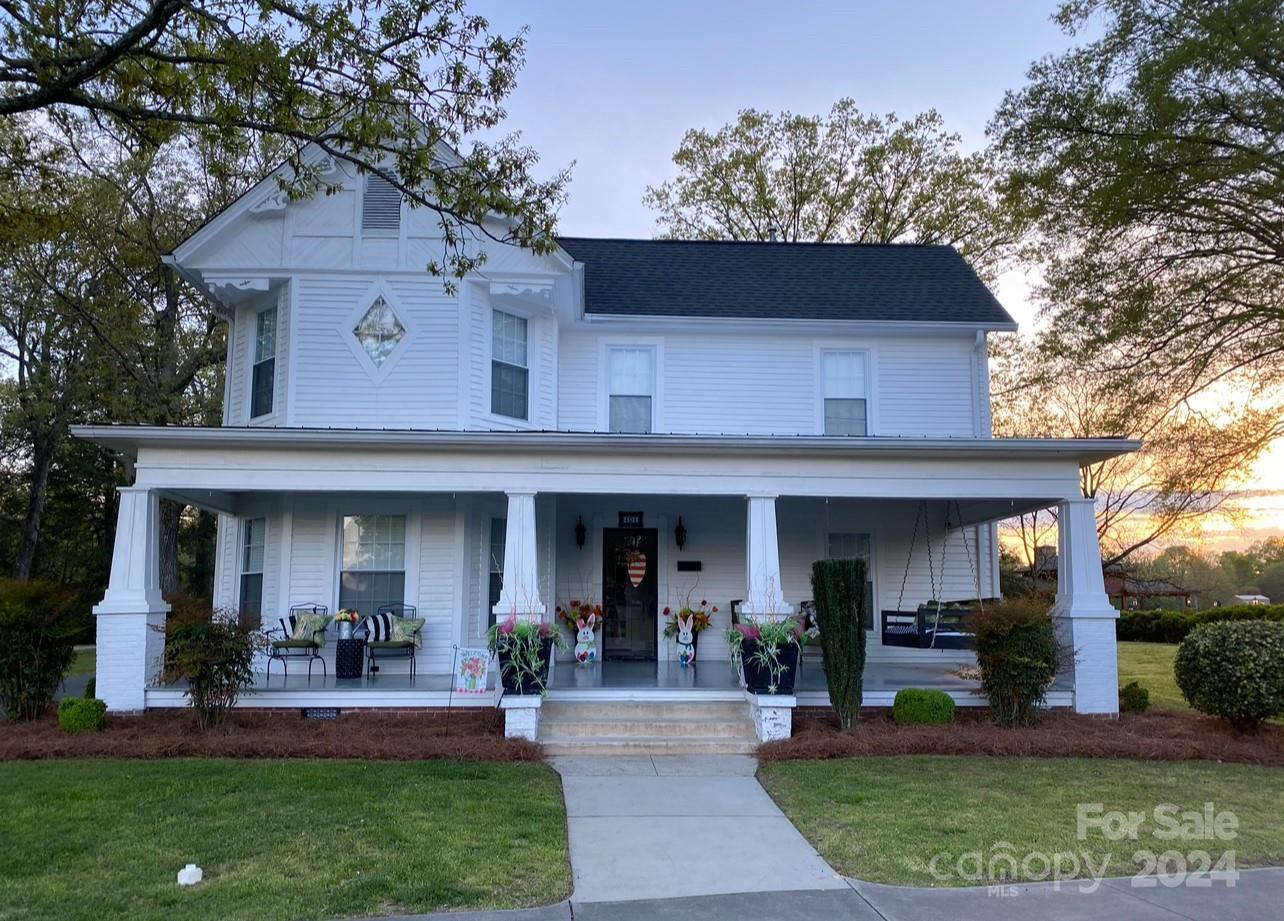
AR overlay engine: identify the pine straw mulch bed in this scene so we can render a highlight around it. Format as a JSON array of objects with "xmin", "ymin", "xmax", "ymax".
[
  {"xmin": 0, "ymin": 709, "xmax": 542, "ymax": 762},
  {"xmin": 759, "ymin": 707, "xmax": 1284, "ymax": 767}
]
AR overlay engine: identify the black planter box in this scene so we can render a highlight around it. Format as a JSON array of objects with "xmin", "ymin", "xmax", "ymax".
[
  {"xmin": 739, "ymin": 638, "xmax": 800, "ymax": 694},
  {"xmin": 496, "ymin": 636, "xmax": 554, "ymax": 695}
]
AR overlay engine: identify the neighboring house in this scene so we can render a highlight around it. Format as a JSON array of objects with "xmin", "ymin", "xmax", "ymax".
[
  {"xmin": 74, "ymin": 150, "xmax": 1138, "ymax": 735},
  {"xmin": 1233, "ymin": 594, "xmax": 1271, "ymax": 606}
]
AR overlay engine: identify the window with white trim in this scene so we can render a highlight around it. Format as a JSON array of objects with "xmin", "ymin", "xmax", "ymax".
[
  {"xmin": 238, "ymin": 518, "xmax": 266, "ymax": 628},
  {"xmin": 821, "ymin": 350, "xmax": 867, "ymax": 436},
  {"xmin": 338, "ymin": 515, "xmax": 406, "ymax": 617},
  {"xmin": 607, "ymin": 347, "xmax": 654, "ymax": 434},
  {"xmin": 827, "ymin": 532, "xmax": 874, "ymax": 629},
  {"xmin": 491, "ymin": 310, "xmax": 528, "ymax": 420},
  {"xmin": 251, "ymin": 306, "xmax": 276, "ymax": 418},
  {"xmin": 353, "ymin": 294, "xmax": 405, "ymax": 367}
]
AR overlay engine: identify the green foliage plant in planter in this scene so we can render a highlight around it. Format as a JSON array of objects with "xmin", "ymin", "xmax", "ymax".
[
  {"xmin": 0, "ymin": 579, "xmax": 78, "ymax": 720},
  {"xmin": 57, "ymin": 697, "xmax": 107, "ymax": 733},
  {"xmin": 893, "ymin": 688, "xmax": 955, "ymax": 725},
  {"xmin": 1174, "ymin": 620, "xmax": 1284, "ymax": 732},
  {"xmin": 1119, "ymin": 681, "xmax": 1150, "ymax": 713},
  {"xmin": 159, "ymin": 598, "xmax": 265, "ymax": 729},
  {"xmin": 968, "ymin": 594, "xmax": 1066, "ymax": 728},
  {"xmin": 810, "ymin": 557, "xmax": 868, "ymax": 729},
  {"xmin": 728, "ymin": 618, "xmax": 802, "ymax": 695},
  {"xmin": 488, "ymin": 615, "xmax": 567, "ymax": 696}
]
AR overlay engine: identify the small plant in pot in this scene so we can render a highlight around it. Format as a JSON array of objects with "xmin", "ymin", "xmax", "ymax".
[
  {"xmin": 728, "ymin": 617, "xmax": 802, "ymax": 694},
  {"xmin": 487, "ymin": 614, "xmax": 567, "ymax": 695}
]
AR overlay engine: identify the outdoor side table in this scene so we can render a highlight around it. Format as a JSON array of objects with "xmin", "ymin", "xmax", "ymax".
[{"xmin": 335, "ymin": 637, "xmax": 365, "ymax": 679}]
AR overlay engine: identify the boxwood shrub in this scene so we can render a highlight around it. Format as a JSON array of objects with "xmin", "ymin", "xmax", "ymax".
[
  {"xmin": 1118, "ymin": 604, "xmax": 1284, "ymax": 643},
  {"xmin": 57, "ymin": 697, "xmax": 107, "ymax": 734},
  {"xmin": 1174, "ymin": 620, "xmax": 1284, "ymax": 731},
  {"xmin": 893, "ymin": 688, "xmax": 955, "ymax": 725},
  {"xmin": 1119, "ymin": 681, "xmax": 1150, "ymax": 713}
]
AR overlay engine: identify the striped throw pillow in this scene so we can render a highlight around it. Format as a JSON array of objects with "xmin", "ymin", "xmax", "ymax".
[{"xmin": 362, "ymin": 612, "xmax": 395, "ymax": 642}]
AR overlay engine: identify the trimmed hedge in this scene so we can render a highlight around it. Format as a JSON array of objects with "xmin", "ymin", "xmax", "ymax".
[
  {"xmin": 57, "ymin": 697, "xmax": 107, "ymax": 734},
  {"xmin": 1117, "ymin": 604, "xmax": 1284, "ymax": 643},
  {"xmin": 1119, "ymin": 681, "xmax": 1150, "ymax": 713},
  {"xmin": 893, "ymin": 688, "xmax": 955, "ymax": 725},
  {"xmin": 810, "ymin": 557, "xmax": 868, "ymax": 730},
  {"xmin": 1174, "ymin": 620, "xmax": 1284, "ymax": 731}
]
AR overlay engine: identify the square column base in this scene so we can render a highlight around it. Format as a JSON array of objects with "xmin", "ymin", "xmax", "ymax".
[
  {"xmin": 1053, "ymin": 605, "xmax": 1120, "ymax": 715},
  {"xmin": 499, "ymin": 695, "xmax": 542, "ymax": 740},
  {"xmin": 94, "ymin": 609, "xmax": 167, "ymax": 712},
  {"xmin": 746, "ymin": 692, "xmax": 796, "ymax": 741}
]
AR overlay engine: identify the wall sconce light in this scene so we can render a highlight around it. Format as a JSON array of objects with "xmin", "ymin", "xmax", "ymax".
[
  {"xmin": 674, "ymin": 516, "xmax": 687, "ymax": 550},
  {"xmin": 574, "ymin": 516, "xmax": 587, "ymax": 550}
]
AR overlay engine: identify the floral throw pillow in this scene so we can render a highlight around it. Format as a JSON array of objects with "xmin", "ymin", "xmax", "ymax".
[
  {"xmin": 391, "ymin": 617, "xmax": 425, "ymax": 649},
  {"xmin": 291, "ymin": 613, "xmax": 330, "ymax": 642}
]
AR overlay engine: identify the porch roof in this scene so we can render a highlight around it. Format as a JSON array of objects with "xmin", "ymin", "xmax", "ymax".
[{"xmin": 74, "ymin": 424, "xmax": 1138, "ymax": 466}]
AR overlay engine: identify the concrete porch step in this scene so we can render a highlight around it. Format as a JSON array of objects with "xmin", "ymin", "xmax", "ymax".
[
  {"xmin": 541, "ymin": 700, "xmax": 749, "ymax": 721},
  {"xmin": 540, "ymin": 717, "xmax": 759, "ymax": 739},
  {"xmin": 541, "ymin": 736, "xmax": 760, "ymax": 756}
]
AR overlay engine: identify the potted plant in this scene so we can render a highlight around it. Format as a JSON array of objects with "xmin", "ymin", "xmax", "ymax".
[
  {"xmin": 663, "ymin": 597, "xmax": 718, "ymax": 659},
  {"xmin": 728, "ymin": 617, "xmax": 802, "ymax": 694},
  {"xmin": 333, "ymin": 609, "xmax": 361, "ymax": 640},
  {"xmin": 487, "ymin": 614, "xmax": 567, "ymax": 695}
]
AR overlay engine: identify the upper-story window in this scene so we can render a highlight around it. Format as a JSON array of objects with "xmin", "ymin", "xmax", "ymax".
[
  {"xmin": 607, "ymin": 347, "xmax": 654, "ymax": 434},
  {"xmin": 251, "ymin": 306, "xmax": 277, "ymax": 419},
  {"xmin": 354, "ymin": 294, "xmax": 406, "ymax": 368},
  {"xmin": 361, "ymin": 173, "xmax": 402, "ymax": 234},
  {"xmin": 821, "ymin": 350, "xmax": 867, "ymax": 436},
  {"xmin": 491, "ymin": 310, "xmax": 528, "ymax": 420}
]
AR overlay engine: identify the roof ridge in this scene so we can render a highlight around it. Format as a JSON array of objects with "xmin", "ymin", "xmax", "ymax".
[{"xmin": 554, "ymin": 235, "xmax": 951, "ymax": 249}]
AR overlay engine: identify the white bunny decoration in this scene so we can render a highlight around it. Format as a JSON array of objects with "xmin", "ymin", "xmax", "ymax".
[
  {"xmin": 574, "ymin": 613, "xmax": 598, "ymax": 666},
  {"xmin": 676, "ymin": 613, "xmax": 696, "ymax": 667}
]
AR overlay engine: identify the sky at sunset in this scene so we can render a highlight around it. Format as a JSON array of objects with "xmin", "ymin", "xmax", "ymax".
[{"xmin": 474, "ymin": 0, "xmax": 1282, "ymax": 551}]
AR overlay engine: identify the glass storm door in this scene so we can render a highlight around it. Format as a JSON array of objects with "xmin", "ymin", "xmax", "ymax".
[{"xmin": 602, "ymin": 527, "xmax": 659, "ymax": 661}]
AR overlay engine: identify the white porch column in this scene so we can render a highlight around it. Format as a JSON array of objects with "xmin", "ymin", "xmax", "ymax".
[
  {"xmin": 93, "ymin": 487, "xmax": 170, "ymax": 711},
  {"xmin": 493, "ymin": 491, "xmax": 546, "ymax": 624},
  {"xmin": 1052, "ymin": 497, "xmax": 1119, "ymax": 715},
  {"xmin": 741, "ymin": 494, "xmax": 793, "ymax": 619}
]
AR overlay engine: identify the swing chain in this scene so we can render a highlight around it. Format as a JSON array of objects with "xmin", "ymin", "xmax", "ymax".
[{"xmin": 895, "ymin": 501, "xmax": 925, "ymax": 613}]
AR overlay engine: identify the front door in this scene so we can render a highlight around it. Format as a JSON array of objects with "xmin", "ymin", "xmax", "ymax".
[{"xmin": 602, "ymin": 527, "xmax": 659, "ymax": 661}]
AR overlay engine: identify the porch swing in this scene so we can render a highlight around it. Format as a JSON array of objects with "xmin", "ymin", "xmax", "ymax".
[{"xmin": 879, "ymin": 500, "xmax": 985, "ymax": 650}]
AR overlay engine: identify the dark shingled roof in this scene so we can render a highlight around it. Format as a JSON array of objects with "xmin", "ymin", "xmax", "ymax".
[{"xmin": 555, "ymin": 237, "xmax": 1016, "ymax": 327}]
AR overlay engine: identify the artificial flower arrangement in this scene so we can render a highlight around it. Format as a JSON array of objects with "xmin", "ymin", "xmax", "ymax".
[
  {"xmin": 662, "ymin": 597, "xmax": 718, "ymax": 639},
  {"xmin": 333, "ymin": 609, "xmax": 361, "ymax": 624},
  {"xmin": 555, "ymin": 599, "xmax": 605, "ymax": 632},
  {"xmin": 487, "ymin": 614, "xmax": 568, "ymax": 694}
]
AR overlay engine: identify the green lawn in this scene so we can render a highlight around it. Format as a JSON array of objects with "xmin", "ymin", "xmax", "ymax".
[
  {"xmin": 0, "ymin": 759, "xmax": 569, "ymax": 920},
  {"xmin": 68, "ymin": 647, "xmax": 96, "ymax": 678},
  {"xmin": 760, "ymin": 756, "xmax": 1284, "ymax": 887},
  {"xmin": 1117, "ymin": 641, "xmax": 1187, "ymax": 710}
]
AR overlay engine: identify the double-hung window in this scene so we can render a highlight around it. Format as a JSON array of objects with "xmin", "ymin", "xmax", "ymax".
[
  {"xmin": 251, "ymin": 306, "xmax": 277, "ymax": 419},
  {"xmin": 487, "ymin": 517, "xmax": 506, "ymax": 627},
  {"xmin": 827, "ymin": 532, "xmax": 875, "ymax": 629},
  {"xmin": 607, "ymin": 347, "xmax": 655, "ymax": 434},
  {"xmin": 821, "ymin": 350, "xmax": 867, "ymax": 436},
  {"xmin": 338, "ymin": 515, "xmax": 406, "ymax": 617},
  {"xmin": 491, "ymin": 310, "xmax": 528, "ymax": 420},
  {"xmin": 238, "ymin": 518, "xmax": 266, "ymax": 628}
]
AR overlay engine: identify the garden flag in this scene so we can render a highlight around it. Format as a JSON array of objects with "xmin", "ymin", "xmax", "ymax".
[
  {"xmin": 454, "ymin": 648, "xmax": 490, "ymax": 694},
  {"xmin": 627, "ymin": 550, "xmax": 648, "ymax": 587}
]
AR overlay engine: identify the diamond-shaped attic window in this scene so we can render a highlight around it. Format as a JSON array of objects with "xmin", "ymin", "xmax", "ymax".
[{"xmin": 354, "ymin": 296, "xmax": 405, "ymax": 367}]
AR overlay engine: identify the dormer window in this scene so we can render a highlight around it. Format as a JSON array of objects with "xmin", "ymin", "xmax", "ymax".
[
  {"xmin": 353, "ymin": 295, "xmax": 405, "ymax": 367},
  {"xmin": 361, "ymin": 173, "xmax": 401, "ymax": 234}
]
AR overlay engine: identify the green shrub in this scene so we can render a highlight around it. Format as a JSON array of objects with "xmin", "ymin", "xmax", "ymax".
[
  {"xmin": 1119, "ymin": 681, "xmax": 1150, "ymax": 713},
  {"xmin": 969, "ymin": 595, "xmax": 1066, "ymax": 728},
  {"xmin": 893, "ymin": 688, "xmax": 955, "ymax": 725},
  {"xmin": 57, "ymin": 697, "xmax": 107, "ymax": 734},
  {"xmin": 84, "ymin": 677, "xmax": 96, "ymax": 699},
  {"xmin": 1117, "ymin": 604, "xmax": 1284, "ymax": 643},
  {"xmin": 810, "ymin": 557, "xmax": 868, "ymax": 729},
  {"xmin": 160, "ymin": 599, "xmax": 265, "ymax": 729},
  {"xmin": 0, "ymin": 580, "xmax": 79, "ymax": 721},
  {"xmin": 1174, "ymin": 620, "xmax": 1284, "ymax": 732}
]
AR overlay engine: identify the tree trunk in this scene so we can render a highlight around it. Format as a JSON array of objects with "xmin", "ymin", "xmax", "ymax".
[
  {"xmin": 159, "ymin": 498, "xmax": 183, "ymax": 597},
  {"xmin": 12, "ymin": 438, "xmax": 55, "ymax": 581}
]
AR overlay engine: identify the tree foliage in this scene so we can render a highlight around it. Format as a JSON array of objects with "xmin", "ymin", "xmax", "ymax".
[
  {"xmin": 644, "ymin": 101, "xmax": 1018, "ymax": 281},
  {"xmin": 0, "ymin": 0, "xmax": 569, "ymax": 279},
  {"xmin": 992, "ymin": 0, "xmax": 1284, "ymax": 401}
]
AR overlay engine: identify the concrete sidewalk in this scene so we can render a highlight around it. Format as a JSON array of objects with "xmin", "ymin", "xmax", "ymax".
[
  {"xmin": 367, "ymin": 867, "xmax": 1284, "ymax": 920},
  {"xmin": 551, "ymin": 754, "xmax": 847, "ymax": 902}
]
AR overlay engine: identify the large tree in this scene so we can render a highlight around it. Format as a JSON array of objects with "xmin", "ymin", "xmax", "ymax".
[
  {"xmin": 0, "ymin": 0, "xmax": 568, "ymax": 279},
  {"xmin": 992, "ymin": 0, "xmax": 1284, "ymax": 402},
  {"xmin": 644, "ymin": 101, "xmax": 1018, "ymax": 281}
]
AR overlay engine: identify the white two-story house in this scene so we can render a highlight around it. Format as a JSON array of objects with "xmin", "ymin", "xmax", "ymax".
[{"xmin": 75, "ymin": 151, "xmax": 1135, "ymax": 737}]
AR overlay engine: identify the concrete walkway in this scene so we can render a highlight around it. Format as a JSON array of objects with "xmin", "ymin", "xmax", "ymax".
[
  {"xmin": 368, "ymin": 867, "xmax": 1284, "ymax": 920},
  {"xmin": 551, "ymin": 754, "xmax": 847, "ymax": 902}
]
